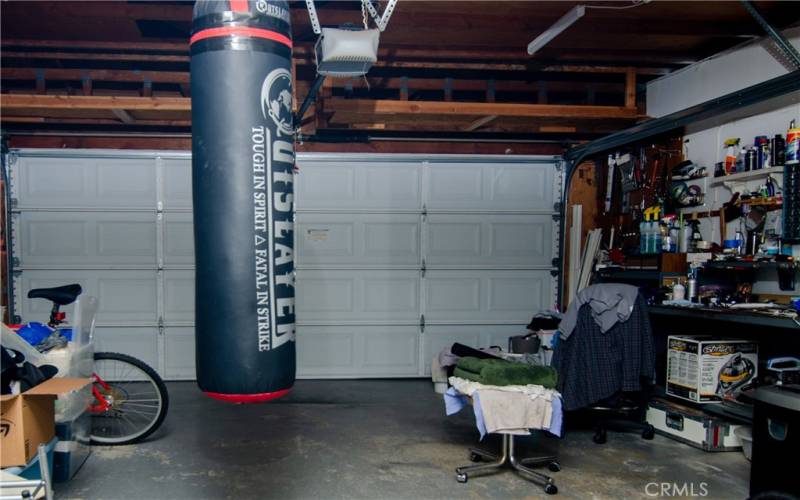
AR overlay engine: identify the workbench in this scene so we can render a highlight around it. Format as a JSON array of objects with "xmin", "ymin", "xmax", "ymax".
[{"xmin": 649, "ymin": 305, "xmax": 800, "ymax": 331}]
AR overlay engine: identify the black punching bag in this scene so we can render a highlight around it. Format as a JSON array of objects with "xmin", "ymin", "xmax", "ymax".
[{"xmin": 191, "ymin": 0, "xmax": 295, "ymax": 403}]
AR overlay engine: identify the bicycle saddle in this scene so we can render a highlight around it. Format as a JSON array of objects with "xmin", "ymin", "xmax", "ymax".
[{"xmin": 27, "ymin": 284, "xmax": 83, "ymax": 305}]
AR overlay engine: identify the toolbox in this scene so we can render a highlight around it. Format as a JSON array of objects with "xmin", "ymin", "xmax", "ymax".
[{"xmin": 646, "ymin": 397, "xmax": 743, "ymax": 451}]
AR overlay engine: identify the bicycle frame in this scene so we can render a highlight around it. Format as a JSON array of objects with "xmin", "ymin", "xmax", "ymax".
[{"xmin": 89, "ymin": 373, "xmax": 113, "ymax": 413}]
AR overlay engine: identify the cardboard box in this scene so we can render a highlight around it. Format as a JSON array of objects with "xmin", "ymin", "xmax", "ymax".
[
  {"xmin": 0, "ymin": 378, "xmax": 92, "ymax": 467},
  {"xmin": 667, "ymin": 336, "xmax": 757, "ymax": 403}
]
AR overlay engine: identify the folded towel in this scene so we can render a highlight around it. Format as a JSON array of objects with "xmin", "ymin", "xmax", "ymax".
[{"xmin": 455, "ymin": 356, "xmax": 558, "ymax": 388}]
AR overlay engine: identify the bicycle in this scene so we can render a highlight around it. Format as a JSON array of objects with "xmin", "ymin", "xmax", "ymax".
[{"xmin": 24, "ymin": 284, "xmax": 169, "ymax": 445}]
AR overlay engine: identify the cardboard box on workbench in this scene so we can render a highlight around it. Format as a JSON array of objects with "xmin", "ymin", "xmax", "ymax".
[{"xmin": 0, "ymin": 377, "xmax": 92, "ymax": 467}]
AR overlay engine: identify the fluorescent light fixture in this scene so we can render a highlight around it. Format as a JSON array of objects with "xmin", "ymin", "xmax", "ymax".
[{"xmin": 527, "ymin": 5, "xmax": 586, "ymax": 56}]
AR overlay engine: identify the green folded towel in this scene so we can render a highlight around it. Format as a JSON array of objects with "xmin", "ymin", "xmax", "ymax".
[{"xmin": 454, "ymin": 356, "xmax": 557, "ymax": 388}]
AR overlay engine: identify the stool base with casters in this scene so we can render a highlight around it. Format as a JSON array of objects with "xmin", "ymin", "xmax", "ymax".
[{"xmin": 455, "ymin": 434, "xmax": 559, "ymax": 495}]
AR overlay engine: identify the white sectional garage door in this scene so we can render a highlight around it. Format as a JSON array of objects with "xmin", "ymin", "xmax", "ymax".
[
  {"xmin": 294, "ymin": 154, "xmax": 562, "ymax": 377},
  {"xmin": 9, "ymin": 149, "xmax": 562, "ymax": 379}
]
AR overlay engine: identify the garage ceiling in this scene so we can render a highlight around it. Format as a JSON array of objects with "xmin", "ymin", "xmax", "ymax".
[{"xmin": 1, "ymin": 1, "xmax": 799, "ymax": 141}]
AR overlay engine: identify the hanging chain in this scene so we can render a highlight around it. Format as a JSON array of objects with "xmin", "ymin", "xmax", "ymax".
[{"xmin": 361, "ymin": 0, "xmax": 369, "ymax": 29}]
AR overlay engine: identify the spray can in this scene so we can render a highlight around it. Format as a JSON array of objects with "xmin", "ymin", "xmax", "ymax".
[
  {"xmin": 770, "ymin": 134, "xmax": 786, "ymax": 167},
  {"xmin": 755, "ymin": 135, "xmax": 769, "ymax": 169},
  {"xmin": 687, "ymin": 274, "xmax": 697, "ymax": 302},
  {"xmin": 724, "ymin": 138, "xmax": 739, "ymax": 174},
  {"xmin": 745, "ymin": 147, "xmax": 756, "ymax": 171},
  {"xmin": 788, "ymin": 120, "xmax": 800, "ymax": 165}
]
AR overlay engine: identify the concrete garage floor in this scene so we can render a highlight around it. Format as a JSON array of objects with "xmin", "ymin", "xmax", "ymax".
[{"xmin": 58, "ymin": 380, "xmax": 749, "ymax": 500}]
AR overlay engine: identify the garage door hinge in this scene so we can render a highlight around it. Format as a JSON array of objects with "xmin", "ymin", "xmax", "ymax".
[
  {"xmin": 158, "ymin": 317, "xmax": 164, "ymax": 335},
  {"xmin": 10, "ymin": 198, "xmax": 18, "ymax": 209},
  {"xmin": 550, "ymin": 269, "xmax": 559, "ymax": 277},
  {"xmin": 420, "ymin": 314, "xmax": 425, "ymax": 333},
  {"xmin": 12, "ymin": 257, "xmax": 20, "ymax": 268},
  {"xmin": 552, "ymin": 213, "xmax": 561, "ymax": 222},
  {"xmin": 421, "ymin": 258, "xmax": 426, "ymax": 277},
  {"xmin": 156, "ymin": 201, "xmax": 163, "ymax": 212},
  {"xmin": 422, "ymin": 204, "xmax": 427, "ymax": 221}
]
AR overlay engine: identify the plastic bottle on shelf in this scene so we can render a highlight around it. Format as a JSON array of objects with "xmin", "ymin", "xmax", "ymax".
[{"xmin": 639, "ymin": 212, "xmax": 650, "ymax": 255}]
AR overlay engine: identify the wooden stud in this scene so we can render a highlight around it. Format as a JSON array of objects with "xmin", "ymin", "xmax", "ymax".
[
  {"xmin": 35, "ymin": 69, "xmax": 45, "ymax": 95},
  {"xmin": 399, "ymin": 76, "xmax": 408, "ymax": 101},
  {"xmin": 625, "ymin": 68, "xmax": 637, "ymax": 109},
  {"xmin": 463, "ymin": 115, "xmax": 498, "ymax": 132},
  {"xmin": 81, "ymin": 75, "xmax": 92, "ymax": 96},
  {"xmin": 111, "ymin": 108, "xmax": 135, "ymax": 124}
]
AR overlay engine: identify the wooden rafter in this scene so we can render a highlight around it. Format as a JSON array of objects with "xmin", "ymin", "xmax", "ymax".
[{"xmin": 325, "ymin": 99, "xmax": 641, "ymax": 120}]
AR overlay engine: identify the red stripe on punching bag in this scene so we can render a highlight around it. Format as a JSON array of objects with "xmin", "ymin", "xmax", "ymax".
[
  {"xmin": 229, "ymin": 0, "xmax": 249, "ymax": 12},
  {"xmin": 204, "ymin": 388, "xmax": 293, "ymax": 403},
  {"xmin": 190, "ymin": 26, "xmax": 293, "ymax": 48}
]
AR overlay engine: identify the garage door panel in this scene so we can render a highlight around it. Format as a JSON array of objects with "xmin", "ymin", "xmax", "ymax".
[
  {"xmin": 488, "ymin": 164, "xmax": 554, "ymax": 210},
  {"xmin": 164, "ymin": 327, "xmax": 196, "ymax": 379},
  {"xmin": 426, "ymin": 214, "xmax": 552, "ymax": 266},
  {"xmin": 362, "ymin": 165, "xmax": 421, "ymax": 208},
  {"xmin": 96, "ymin": 275, "xmax": 158, "ymax": 323},
  {"xmin": 296, "ymin": 213, "xmax": 420, "ymax": 266},
  {"xmin": 425, "ymin": 163, "xmax": 554, "ymax": 211},
  {"xmin": 162, "ymin": 159, "xmax": 193, "ymax": 209},
  {"xmin": 297, "ymin": 326, "xmax": 419, "ymax": 377},
  {"xmin": 296, "ymin": 162, "xmax": 421, "ymax": 210},
  {"xmin": 296, "ymin": 270, "xmax": 419, "ymax": 322},
  {"xmin": 163, "ymin": 212, "xmax": 195, "ymax": 265},
  {"xmin": 425, "ymin": 270, "xmax": 552, "ymax": 322},
  {"xmin": 15, "ymin": 157, "xmax": 157, "ymax": 209},
  {"xmin": 95, "ymin": 159, "xmax": 157, "ymax": 207},
  {"xmin": 422, "ymin": 325, "xmax": 523, "ymax": 376},
  {"xmin": 164, "ymin": 270, "xmax": 194, "ymax": 323},
  {"xmin": 427, "ymin": 277, "xmax": 481, "ymax": 312},
  {"xmin": 94, "ymin": 327, "xmax": 159, "ymax": 370},
  {"xmin": 297, "ymin": 327, "xmax": 356, "ymax": 377},
  {"xmin": 361, "ymin": 329, "xmax": 418, "ymax": 373},
  {"xmin": 15, "ymin": 157, "xmax": 89, "ymax": 207},
  {"xmin": 18, "ymin": 212, "xmax": 157, "ymax": 266},
  {"xmin": 19, "ymin": 270, "xmax": 158, "ymax": 324}
]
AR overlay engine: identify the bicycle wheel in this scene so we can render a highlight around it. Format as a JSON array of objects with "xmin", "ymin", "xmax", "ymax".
[{"xmin": 90, "ymin": 352, "xmax": 169, "ymax": 445}]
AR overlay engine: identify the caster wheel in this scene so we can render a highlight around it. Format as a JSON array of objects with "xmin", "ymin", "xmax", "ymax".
[
  {"xmin": 548, "ymin": 461, "xmax": 561, "ymax": 472},
  {"xmin": 593, "ymin": 430, "xmax": 607, "ymax": 444},
  {"xmin": 456, "ymin": 473, "xmax": 468, "ymax": 484},
  {"xmin": 544, "ymin": 483, "xmax": 558, "ymax": 495},
  {"xmin": 642, "ymin": 425, "xmax": 655, "ymax": 440},
  {"xmin": 469, "ymin": 452, "xmax": 482, "ymax": 463}
]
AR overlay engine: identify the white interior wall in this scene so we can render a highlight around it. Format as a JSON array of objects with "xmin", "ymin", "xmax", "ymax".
[
  {"xmin": 647, "ymin": 28, "xmax": 800, "ymax": 296},
  {"xmin": 647, "ymin": 27, "xmax": 800, "ymax": 117}
]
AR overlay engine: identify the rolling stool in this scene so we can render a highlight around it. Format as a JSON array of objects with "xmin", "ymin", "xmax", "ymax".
[
  {"xmin": 455, "ymin": 433, "xmax": 559, "ymax": 495},
  {"xmin": 589, "ymin": 395, "xmax": 655, "ymax": 444}
]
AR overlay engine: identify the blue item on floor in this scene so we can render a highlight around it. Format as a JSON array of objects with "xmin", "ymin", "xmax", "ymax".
[{"xmin": 3, "ymin": 437, "xmax": 56, "ymax": 480}]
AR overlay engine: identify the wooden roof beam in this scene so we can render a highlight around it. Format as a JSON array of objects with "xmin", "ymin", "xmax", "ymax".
[
  {"xmin": 0, "ymin": 94, "xmax": 190, "ymax": 111},
  {"xmin": 324, "ymin": 98, "xmax": 642, "ymax": 120}
]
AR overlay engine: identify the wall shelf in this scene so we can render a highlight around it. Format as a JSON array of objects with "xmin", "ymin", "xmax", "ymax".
[{"xmin": 709, "ymin": 165, "xmax": 784, "ymax": 192}]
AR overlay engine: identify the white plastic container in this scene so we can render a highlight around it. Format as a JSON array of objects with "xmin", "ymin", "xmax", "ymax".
[{"xmin": 735, "ymin": 426, "xmax": 753, "ymax": 461}]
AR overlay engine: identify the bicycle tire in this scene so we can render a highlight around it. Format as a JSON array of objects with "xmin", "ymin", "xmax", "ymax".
[{"xmin": 90, "ymin": 352, "xmax": 169, "ymax": 445}]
